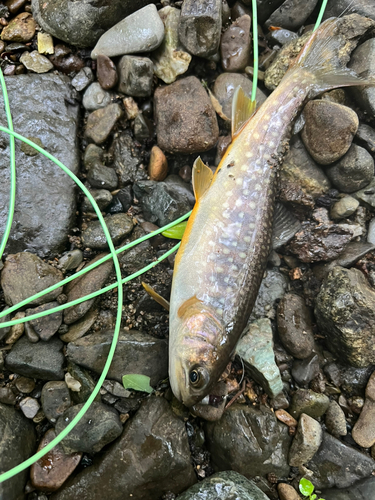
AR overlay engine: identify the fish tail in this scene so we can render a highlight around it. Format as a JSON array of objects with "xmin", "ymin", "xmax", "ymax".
[{"xmin": 293, "ymin": 17, "xmax": 375, "ymax": 93}]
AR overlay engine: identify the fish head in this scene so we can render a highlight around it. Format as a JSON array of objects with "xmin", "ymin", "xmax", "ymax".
[{"xmin": 169, "ymin": 298, "xmax": 228, "ymax": 407}]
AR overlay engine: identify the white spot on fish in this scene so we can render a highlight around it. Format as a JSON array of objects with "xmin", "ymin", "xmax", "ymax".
[
  {"xmin": 236, "ymin": 199, "xmax": 243, "ymax": 207},
  {"xmin": 254, "ymin": 132, "xmax": 260, "ymax": 140},
  {"xmin": 223, "ymin": 248, "xmax": 230, "ymax": 254},
  {"xmin": 246, "ymin": 152, "xmax": 253, "ymax": 158},
  {"xmin": 243, "ymin": 189, "xmax": 249, "ymax": 196},
  {"xmin": 228, "ymin": 257, "xmax": 233, "ymax": 262},
  {"xmin": 232, "ymin": 241, "xmax": 238, "ymax": 247},
  {"xmin": 236, "ymin": 178, "xmax": 243, "ymax": 186},
  {"xmin": 249, "ymin": 223, "xmax": 255, "ymax": 229},
  {"xmin": 249, "ymin": 202, "xmax": 256, "ymax": 209},
  {"xmin": 216, "ymin": 308, "xmax": 223, "ymax": 316},
  {"xmin": 241, "ymin": 164, "xmax": 247, "ymax": 171},
  {"xmin": 239, "ymin": 212, "xmax": 244, "ymax": 219},
  {"xmin": 239, "ymin": 252, "xmax": 247, "ymax": 259},
  {"xmin": 255, "ymin": 184, "xmax": 261, "ymax": 191},
  {"xmin": 217, "ymin": 266, "xmax": 224, "ymax": 273},
  {"xmin": 223, "ymin": 202, "xmax": 229, "ymax": 208},
  {"xmin": 244, "ymin": 236, "xmax": 251, "ymax": 243}
]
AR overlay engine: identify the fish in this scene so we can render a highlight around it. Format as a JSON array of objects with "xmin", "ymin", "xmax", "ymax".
[{"xmin": 168, "ymin": 17, "xmax": 374, "ymax": 408}]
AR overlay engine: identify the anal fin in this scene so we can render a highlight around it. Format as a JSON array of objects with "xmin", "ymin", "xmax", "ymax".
[
  {"xmin": 231, "ymin": 86, "xmax": 257, "ymax": 140},
  {"xmin": 192, "ymin": 157, "xmax": 213, "ymax": 201}
]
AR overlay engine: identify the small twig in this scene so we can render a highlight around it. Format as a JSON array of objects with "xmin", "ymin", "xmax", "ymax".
[{"xmin": 225, "ymin": 380, "xmax": 246, "ymax": 410}]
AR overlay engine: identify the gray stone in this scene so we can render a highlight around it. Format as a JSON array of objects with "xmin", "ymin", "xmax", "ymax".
[
  {"xmin": 82, "ymin": 82, "xmax": 112, "ymax": 111},
  {"xmin": 205, "ymin": 404, "xmax": 291, "ymax": 479},
  {"xmin": 81, "ymin": 213, "xmax": 133, "ymax": 250},
  {"xmin": 82, "ymin": 190, "xmax": 112, "ymax": 213},
  {"xmin": 15, "ymin": 377, "xmax": 35, "ymax": 394},
  {"xmin": 134, "ymin": 113, "xmax": 150, "ymax": 141},
  {"xmin": 349, "ymin": 39, "xmax": 375, "ymax": 117},
  {"xmin": 87, "ymin": 162, "xmax": 118, "ymax": 191},
  {"xmin": 331, "ymin": 196, "xmax": 359, "ymax": 220},
  {"xmin": 289, "ymin": 389, "xmax": 330, "ymax": 419},
  {"xmin": 368, "ymin": 218, "xmax": 375, "ymax": 244},
  {"xmin": 265, "ymin": 0, "xmax": 319, "ymax": 30},
  {"xmin": 66, "ymin": 330, "xmax": 168, "ymax": 386},
  {"xmin": 26, "ymin": 301, "xmax": 62, "ymax": 341},
  {"xmin": 325, "ymin": 400, "xmax": 347, "ymax": 438},
  {"xmin": 117, "ymin": 226, "xmax": 153, "ymax": 275},
  {"xmin": 220, "ymin": 15, "xmax": 251, "ymax": 72},
  {"xmin": 307, "ymin": 432, "xmax": 375, "ymax": 489},
  {"xmin": 267, "ymin": 28, "xmax": 298, "ymax": 47},
  {"xmin": 178, "ymin": 0, "xmax": 222, "ymax": 58},
  {"xmin": 85, "ymin": 103, "xmax": 123, "ymax": 144},
  {"xmin": 58, "ymin": 249, "xmax": 84, "ymax": 272},
  {"xmin": 19, "ymin": 50, "xmax": 53, "ymax": 73},
  {"xmin": 0, "ymin": 74, "xmax": 79, "ymax": 256},
  {"xmin": 71, "ymin": 67, "xmax": 94, "ymax": 92},
  {"xmin": 323, "ymin": 0, "xmax": 375, "ymax": 21},
  {"xmin": 236, "ymin": 318, "xmax": 283, "ymax": 398},
  {"xmin": 288, "ymin": 413, "xmax": 322, "ymax": 467},
  {"xmin": 19, "ymin": 396, "xmax": 40, "ymax": 419},
  {"xmin": 356, "ymin": 123, "xmax": 375, "ymax": 154},
  {"xmin": 353, "ymin": 177, "xmax": 375, "ymax": 209},
  {"xmin": 60, "ymin": 307, "xmax": 98, "ymax": 343},
  {"xmin": 50, "ymin": 397, "xmax": 196, "ymax": 500},
  {"xmin": 91, "ymin": 4, "xmax": 164, "ymax": 59},
  {"xmin": 315, "ymin": 266, "xmax": 375, "ymax": 368},
  {"xmin": 118, "ymin": 56, "xmax": 153, "ymax": 97},
  {"xmin": 164, "ymin": 174, "xmax": 195, "ymax": 206},
  {"xmin": 321, "ymin": 476, "xmax": 375, "ymax": 500},
  {"xmin": 292, "ymin": 354, "xmax": 320, "ymax": 386},
  {"xmin": 352, "ymin": 371, "xmax": 375, "ymax": 448},
  {"xmin": 0, "ymin": 403, "xmax": 36, "ymax": 500},
  {"xmin": 5, "ymin": 336, "xmax": 64, "ymax": 380},
  {"xmin": 32, "ymin": 0, "xmax": 152, "ymax": 47},
  {"xmin": 251, "ymin": 268, "xmax": 289, "ymax": 321},
  {"xmin": 112, "ymin": 133, "xmax": 146, "ymax": 186},
  {"xmin": 67, "ymin": 362, "xmax": 101, "ymax": 405},
  {"xmin": 41, "ymin": 381, "xmax": 72, "ymax": 424},
  {"xmin": 177, "ymin": 471, "xmax": 269, "ymax": 500}
]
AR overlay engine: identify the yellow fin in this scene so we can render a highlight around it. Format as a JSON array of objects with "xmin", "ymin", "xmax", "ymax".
[
  {"xmin": 141, "ymin": 282, "xmax": 170, "ymax": 311},
  {"xmin": 192, "ymin": 157, "xmax": 213, "ymax": 201},
  {"xmin": 231, "ymin": 86, "xmax": 256, "ymax": 140}
]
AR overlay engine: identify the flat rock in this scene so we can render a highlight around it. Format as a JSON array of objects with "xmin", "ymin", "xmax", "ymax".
[
  {"xmin": 71, "ymin": 67, "xmax": 94, "ymax": 92},
  {"xmin": 315, "ymin": 266, "xmax": 375, "ymax": 367},
  {"xmin": 330, "ymin": 196, "xmax": 359, "ymax": 220},
  {"xmin": 292, "ymin": 354, "xmax": 320, "ymax": 386},
  {"xmin": 349, "ymin": 38, "xmax": 375, "ymax": 117},
  {"xmin": 117, "ymin": 56, "xmax": 153, "ymax": 97},
  {"xmin": 321, "ymin": 476, "xmax": 375, "ymax": 500},
  {"xmin": 26, "ymin": 301, "xmax": 62, "ymax": 341},
  {"xmin": 60, "ymin": 307, "xmax": 98, "ymax": 343},
  {"xmin": 5, "ymin": 336, "xmax": 65, "ymax": 380},
  {"xmin": 50, "ymin": 397, "xmax": 196, "ymax": 500},
  {"xmin": 1, "ymin": 12, "xmax": 35, "ymax": 42},
  {"xmin": 19, "ymin": 50, "xmax": 54, "ymax": 73},
  {"xmin": 325, "ymin": 400, "xmax": 347, "ymax": 438},
  {"xmin": 154, "ymin": 76, "xmax": 219, "ymax": 154},
  {"xmin": 356, "ymin": 123, "xmax": 375, "ymax": 154},
  {"xmin": 288, "ymin": 413, "xmax": 322, "ymax": 467},
  {"xmin": 352, "ymin": 371, "xmax": 375, "ymax": 447},
  {"xmin": 41, "ymin": 381, "xmax": 72, "ymax": 424},
  {"xmin": 81, "ymin": 213, "xmax": 133, "ymax": 250},
  {"xmin": 251, "ymin": 268, "xmax": 289, "ymax": 321},
  {"xmin": 112, "ymin": 133, "xmax": 146, "ymax": 186},
  {"xmin": 91, "ymin": 4, "xmax": 164, "ymax": 59},
  {"xmin": 221, "ymin": 15, "xmax": 251, "ymax": 72},
  {"xmin": 85, "ymin": 103, "xmax": 123, "ymax": 144},
  {"xmin": 66, "ymin": 329, "xmax": 168, "ymax": 386},
  {"xmin": 236, "ymin": 318, "xmax": 283, "ymax": 398},
  {"xmin": 323, "ymin": 0, "xmax": 375, "ymax": 20},
  {"xmin": 0, "ymin": 74, "xmax": 79, "ymax": 256},
  {"xmin": 82, "ymin": 82, "xmax": 112, "ymax": 111},
  {"xmin": 32, "ymin": 0, "xmax": 152, "ymax": 47},
  {"xmin": 265, "ymin": 0, "xmax": 319, "ymax": 30},
  {"xmin": 82, "ymin": 189, "xmax": 113, "ymax": 213},
  {"xmin": 289, "ymin": 389, "xmax": 329, "ymax": 419}
]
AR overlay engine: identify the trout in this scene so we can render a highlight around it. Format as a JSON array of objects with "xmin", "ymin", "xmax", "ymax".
[{"xmin": 169, "ymin": 18, "xmax": 373, "ymax": 407}]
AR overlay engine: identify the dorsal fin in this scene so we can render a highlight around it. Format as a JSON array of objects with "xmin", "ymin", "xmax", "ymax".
[
  {"xmin": 141, "ymin": 282, "xmax": 170, "ymax": 311},
  {"xmin": 231, "ymin": 86, "xmax": 257, "ymax": 140},
  {"xmin": 192, "ymin": 157, "xmax": 213, "ymax": 201}
]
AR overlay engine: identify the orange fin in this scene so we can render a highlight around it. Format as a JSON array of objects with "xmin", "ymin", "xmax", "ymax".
[
  {"xmin": 192, "ymin": 157, "xmax": 213, "ymax": 201},
  {"xmin": 141, "ymin": 282, "xmax": 170, "ymax": 311},
  {"xmin": 231, "ymin": 86, "xmax": 257, "ymax": 140},
  {"xmin": 178, "ymin": 296, "xmax": 202, "ymax": 318}
]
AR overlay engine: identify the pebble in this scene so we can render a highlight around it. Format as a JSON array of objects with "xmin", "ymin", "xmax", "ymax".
[
  {"xmin": 251, "ymin": 268, "xmax": 289, "ymax": 321},
  {"xmin": 352, "ymin": 371, "xmax": 375, "ymax": 448},
  {"xmin": 122, "ymin": 97, "xmax": 139, "ymax": 120},
  {"xmin": 117, "ymin": 55, "xmax": 153, "ymax": 97},
  {"xmin": 315, "ymin": 266, "xmax": 375, "ymax": 367},
  {"xmin": 326, "ymin": 144, "xmax": 374, "ymax": 193},
  {"xmin": 164, "ymin": 174, "xmax": 195, "ymax": 206},
  {"xmin": 236, "ymin": 318, "xmax": 283, "ymax": 398},
  {"xmin": 191, "ymin": 380, "xmax": 228, "ymax": 422},
  {"xmin": 71, "ymin": 67, "xmax": 94, "ymax": 92},
  {"xmin": 49, "ymin": 48, "xmax": 85, "ymax": 75},
  {"xmin": 91, "ymin": 4, "xmax": 164, "ymax": 59},
  {"xmin": 154, "ymin": 76, "xmax": 219, "ymax": 153},
  {"xmin": 112, "ymin": 133, "xmax": 146, "ymax": 186},
  {"xmin": 277, "ymin": 294, "xmax": 315, "ymax": 359},
  {"xmin": 81, "ymin": 213, "xmax": 133, "ymax": 250},
  {"xmin": 60, "ymin": 308, "xmax": 98, "ymax": 343},
  {"xmin": 20, "ymin": 135, "xmax": 43, "ymax": 156},
  {"xmin": 19, "ymin": 50, "xmax": 54, "ymax": 73},
  {"xmin": 37, "ymin": 32, "xmax": 54, "ymax": 54},
  {"xmin": 97, "ymin": 55, "xmax": 118, "ymax": 90},
  {"xmin": 1, "ymin": 11, "xmax": 35, "ymax": 42},
  {"xmin": 323, "ymin": 0, "xmax": 375, "ymax": 20},
  {"xmin": 115, "ymin": 186, "xmax": 133, "ymax": 212},
  {"xmin": 278, "ymin": 483, "xmax": 301, "ymax": 500},
  {"xmin": 356, "ymin": 123, "xmax": 375, "ymax": 154},
  {"xmin": 19, "ymin": 396, "xmax": 40, "ymax": 419},
  {"xmin": 6, "ymin": 0, "xmax": 27, "ymax": 14},
  {"xmin": 0, "ymin": 386, "xmax": 17, "ymax": 405},
  {"xmin": 67, "ymin": 329, "xmax": 168, "ymax": 386},
  {"xmin": 26, "ymin": 302, "xmax": 62, "ymax": 341},
  {"xmin": 221, "ymin": 15, "xmax": 251, "ymax": 72},
  {"xmin": 118, "ymin": 226, "xmax": 153, "ymax": 274},
  {"xmin": 267, "ymin": 28, "xmax": 298, "ymax": 47},
  {"xmin": 5, "ymin": 311, "xmax": 25, "ymax": 344},
  {"xmin": 15, "ymin": 376, "xmax": 35, "ymax": 394},
  {"xmin": 148, "ymin": 145, "xmax": 168, "ymax": 182},
  {"xmin": 85, "ymin": 103, "xmax": 123, "ymax": 144},
  {"xmin": 330, "ymin": 196, "xmax": 359, "ymax": 220},
  {"xmin": 87, "ymin": 162, "xmax": 118, "ymax": 191},
  {"xmin": 82, "ymin": 189, "xmax": 113, "ymax": 213},
  {"xmin": 57, "ymin": 249, "xmax": 84, "ymax": 272},
  {"xmin": 152, "ymin": 6, "xmax": 191, "ymax": 84},
  {"xmin": 82, "ymin": 82, "xmax": 112, "ymax": 111},
  {"xmin": 292, "ymin": 354, "xmax": 320, "ymax": 386},
  {"xmin": 349, "ymin": 38, "xmax": 375, "ymax": 117},
  {"xmin": 289, "ymin": 389, "xmax": 330, "ymax": 419},
  {"xmin": 321, "ymin": 476, "xmax": 375, "ymax": 500},
  {"xmin": 265, "ymin": 0, "xmax": 319, "ymax": 30},
  {"xmin": 41, "ymin": 381, "xmax": 72, "ymax": 423},
  {"xmin": 31, "ymin": 429, "xmax": 82, "ymax": 492},
  {"xmin": 288, "ymin": 413, "xmax": 323, "ymax": 467},
  {"xmin": 66, "ymin": 362, "xmax": 100, "ymax": 405},
  {"xmin": 275, "ymin": 410, "xmax": 297, "ymax": 428},
  {"xmin": 133, "ymin": 113, "xmax": 150, "ymax": 141},
  {"xmin": 102, "ymin": 380, "xmax": 130, "ymax": 399},
  {"xmin": 325, "ymin": 400, "xmax": 347, "ymax": 438},
  {"xmin": 301, "ymin": 100, "xmax": 358, "ymax": 165},
  {"xmin": 178, "ymin": 0, "xmax": 222, "ymax": 57}
]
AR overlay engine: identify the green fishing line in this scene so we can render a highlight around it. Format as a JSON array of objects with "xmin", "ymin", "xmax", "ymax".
[{"xmin": 251, "ymin": 0, "xmax": 259, "ymax": 103}]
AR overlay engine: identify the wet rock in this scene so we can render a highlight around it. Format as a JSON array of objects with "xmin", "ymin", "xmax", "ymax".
[
  {"xmin": 15, "ymin": 376, "xmax": 35, "ymax": 394},
  {"xmin": 5, "ymin": 311, "xmax": 25, "ymax": 345},
  {"xmin": 85, "ymin": 103, "xmax": 123, "ymax": 144},
  {"xmin": 71, "ymin": 67, "xmax": 94, "ymax": 92},
  {"xmin": 301, "ymin": 100, "xmax": 358, "ymax": 165},
  {"xmin": 116, "ymin": 186, "xmax": 133, "ymax": 212},
  {"xmin": 205, "ymin": 404, "xmax": 291, "ymax": 478},
  {"xmin": 91, "ymin": 4, "xmax": 164, "ymax": 59},
  {"xmin": 325, "ymin": 400, "xmax": 347, "ymax": 438},
  {"xmin": 148, "ymin": 145, "xmax": 168, "ymax": 182},
  {"xmin": 277, "ymin": 294, "xmax": 315, "ymax": 360},
  {"xmin": 353, "ymin": 177, "xmax": 375, "ymax": 209},
  {"xmin": 277, "ymin": 483, "xmax": 301, "ymax": 500},
  {"xmin": 49, "ymin": 47, "xmax": 85, "ymax": 74},
  {"xmin": 265, "ymin": 0, "xmax": 319, "ymax": 30},
  {"xmin": 64, "ymin": 253, "xmax": 113, "ymax": 325},
  {"xmin": 251, "ymin": 268, "xmax": 289, "ymax": 320},
  {"xmin": 118, "ymin": 226, "xmax": 153, "ymax": 274},
  {"xmin": 356, "ymin": 123, "xmax": 375, "ymax": 154},
  {"xmin": 323, "ymin": 0, "xmax": 375, "ymax": 21},
  {"xmin": 267, "ymin": 28, "xmax": 298, "ymax": 47},
  {"xmin": 292, "ymin": 354, "xmax": 320, "ymax": 386},
  {"xmin": 60, "ymin": 308, "xmax": 98, "ymax": 343},
  {"xmin": 315, "ymin": 267, "xmax": 375, "ymax": 368},
  {"xmin": 164, "ymin": 174, "xmax": 195, "ymax": 206},
  {"xmin": 133, "ymin": 180, "xmax": 191, "ymax": 227},
  {"xmin": 82, "ymin": 190, "xmax": 113, "ymax": 213},
  {"xmin": 349, "ymin": 39, "xmax": 375, "ymax": 117},
  {"xmin": 288, "ymin": 413, "xmax": 322, "ymax": 467},
  {"xmin": 221, "ymin": 15, "xmax": 251, "ymax": 72},
  {"xmin": 155, "ymin": 76, "xmax": 219, "ymax": 154},
  {"xmin": 41, "ymin": 381, "xmax": 72, "ymax": 424},
  {"xmin": 177, "ymin": 471, "xmax": 270, "ymax": 500},
  {"xmin": 66, "ymin": 330, "xmax": 168, "ymax": 386},
  {"xmin": 82, "ymin": 82, "xmax": 112, "ymax": 111},
  {"xmin": 112, "ymin": 133, "xmax": 146, "ymax": 186},
  {"xmin": 66, "ymin": 362, "xmax": 100, "ymax": 405},
  {"xmin": 0, "ymin": 74, "xmax": 79, "ymax": 256},
  {"xmin": 50, "ymin": 397, "xmax": 196, "ymax": 500},
  {"xmin": 19, "ymin": 396, "xmax": 40, "ymax": 419},
  {"xmin": 37, "ymin": 31, "xmax": 54, "ymax": 55},
  {"xmin": 117, "ymin": 56, "xmax": 153, "ymax": 97},
  {"xmin": 326, "ymin": 144, "xmax": 374, "ymax": 193},
  {"xmin": 191, "ymin": 381, "xmax": 227, "ymax": 422},
  {"xmin": 97, "ymin": 55, "xmax": 118, "ymax": 90},
  {"xmin": 25, "ymin": 302, "xmax": 62, "ymax": 341},
  {"xmin": 133, "ymin": 113, "xmax": 150, "ymax": 141},
  {"xmin": 0, "ymin": 386, "xmax": 17, "ymax": 405},
  {"xmin": 152, "ymin": 6, "xmax": 191, "ymax": 84},
  {"xmin": 1, "ymin": 252, "xmax": 63, "ymax": 307},
  {"xmin": 86, "ymin": 162, "xmax": 118, "ymax": 191},
  {"xmin": 0, "ymin": 403, "xmax": 36, "ymax": 500},
  {"xmin": 275, "ymin": 410, "xmax": 297, "ymax": 428},
  {"xmin": 321, "ymin": 476, "xmax": 375, "ymax": 499},
  {"xmin": 19, "ymin": 50, "xmax": 54, "ymax": 73},
  {"xmin": 307, "ymin": 431, "xmax": 375, "ymax": 489},
  {"xmin": 352, "ymin": 371, "xmax": 375, "ymax": 448},
  {"xmin": 1, "ymin": 12, "xmax": 35, "ymax": 42},
  {"xmin": 31, "ymin": 429, "xmax": 82, "ymax": 492},
  {"xmin": 289, "ymin": 389, "xmax": 330, "ymax": 419},
  {"xmin": 330, "ymin": 196, "xmax": 359, "ymax": 220},
  {"xmin": 123, "ymin": 97, "xmax": 139, "ymax": 120},
  {"xmin": 179, "ymin": 0, "xmax": 222, "ymax": 58},
  {"xmin": 236, "ymin": 318, "xmax": 283, "ymax": 398},
  {"xmin": 5, "ymin": 336, "xmax": 64, "ymax": 380},
  {"xmin": 32, "ymin": 0, "xmax": 152, "ymax": 48},
  {"xmin": 81, "ymin": 213, "xmax": 133, "ymax": 250}
]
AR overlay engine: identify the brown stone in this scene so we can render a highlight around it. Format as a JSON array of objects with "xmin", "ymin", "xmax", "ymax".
[
  {"xmin": 352, "ymin": 371, "xmax": 375, "ymax": 448},
  {"xmin": 122, "ymin": 97, "xmax": 139, "ymax": 120},
  {"xmin": 278, "ymin": 483, "xmax": 302, "ymax": 500},
  {"xmin": 275, "ymin": 409, "xmax": 298, "ymax": 428},
  {"xmin": 97, "ymin": 54, "xmax": 118, "ymax": 90},
  {"xmin": 220, "ymin": 15, "xmax": 251, "ymax": 72},
  {"xmin": 30, "ymin": 429, "xmax": 82, "ymax": 492},
  {"xmin": 1, "ymin": 12, "xmax": 36, "ymax": 42},
  {"xmin": 148, "ymin": 145, "xmax": 168, "ymax": 181},
  {"xmin": 5, "ymin": 0, "xmax": 27, "ymax": 14},
  {"xmin": 85, "ymin": 103, "xmax": 123, "ymax": 144}
]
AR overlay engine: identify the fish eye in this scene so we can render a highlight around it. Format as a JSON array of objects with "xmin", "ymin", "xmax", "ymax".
[
  {"xmin": 189, "ymin": 370, "xmax": 199, "ymax": 385},
  {"xmin": 189, "ymin": 367, "xmax": 209, "ymax": 389}
]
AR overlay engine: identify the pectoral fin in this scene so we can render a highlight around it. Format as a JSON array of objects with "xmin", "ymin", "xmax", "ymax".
[
  {"xmin": 231, "ymin": 86, "xmax": 257, "ymax": 140},
  {"xmin": 141, "ymin": 282, "xmax": 170, "ymax": 311},
  {"xmin": 192, "ymin": 157, "xmax": 213, "ymax": 201}
]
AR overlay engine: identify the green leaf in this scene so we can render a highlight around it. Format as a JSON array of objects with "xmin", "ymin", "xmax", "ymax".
[
  {"xmin": 162, "ymin": 221, "xmax": 188, "ymax": 240},
  {"xmin": 311, "ymin": 494, "xmax": 317, "ymax": 500},
  {"xmin": 299, "ymin": 478, "xmax": 314, "ymax": 496},
  {"xmin": 122, "ymin": 374, "xmax": 153, "ymax": 393}
]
